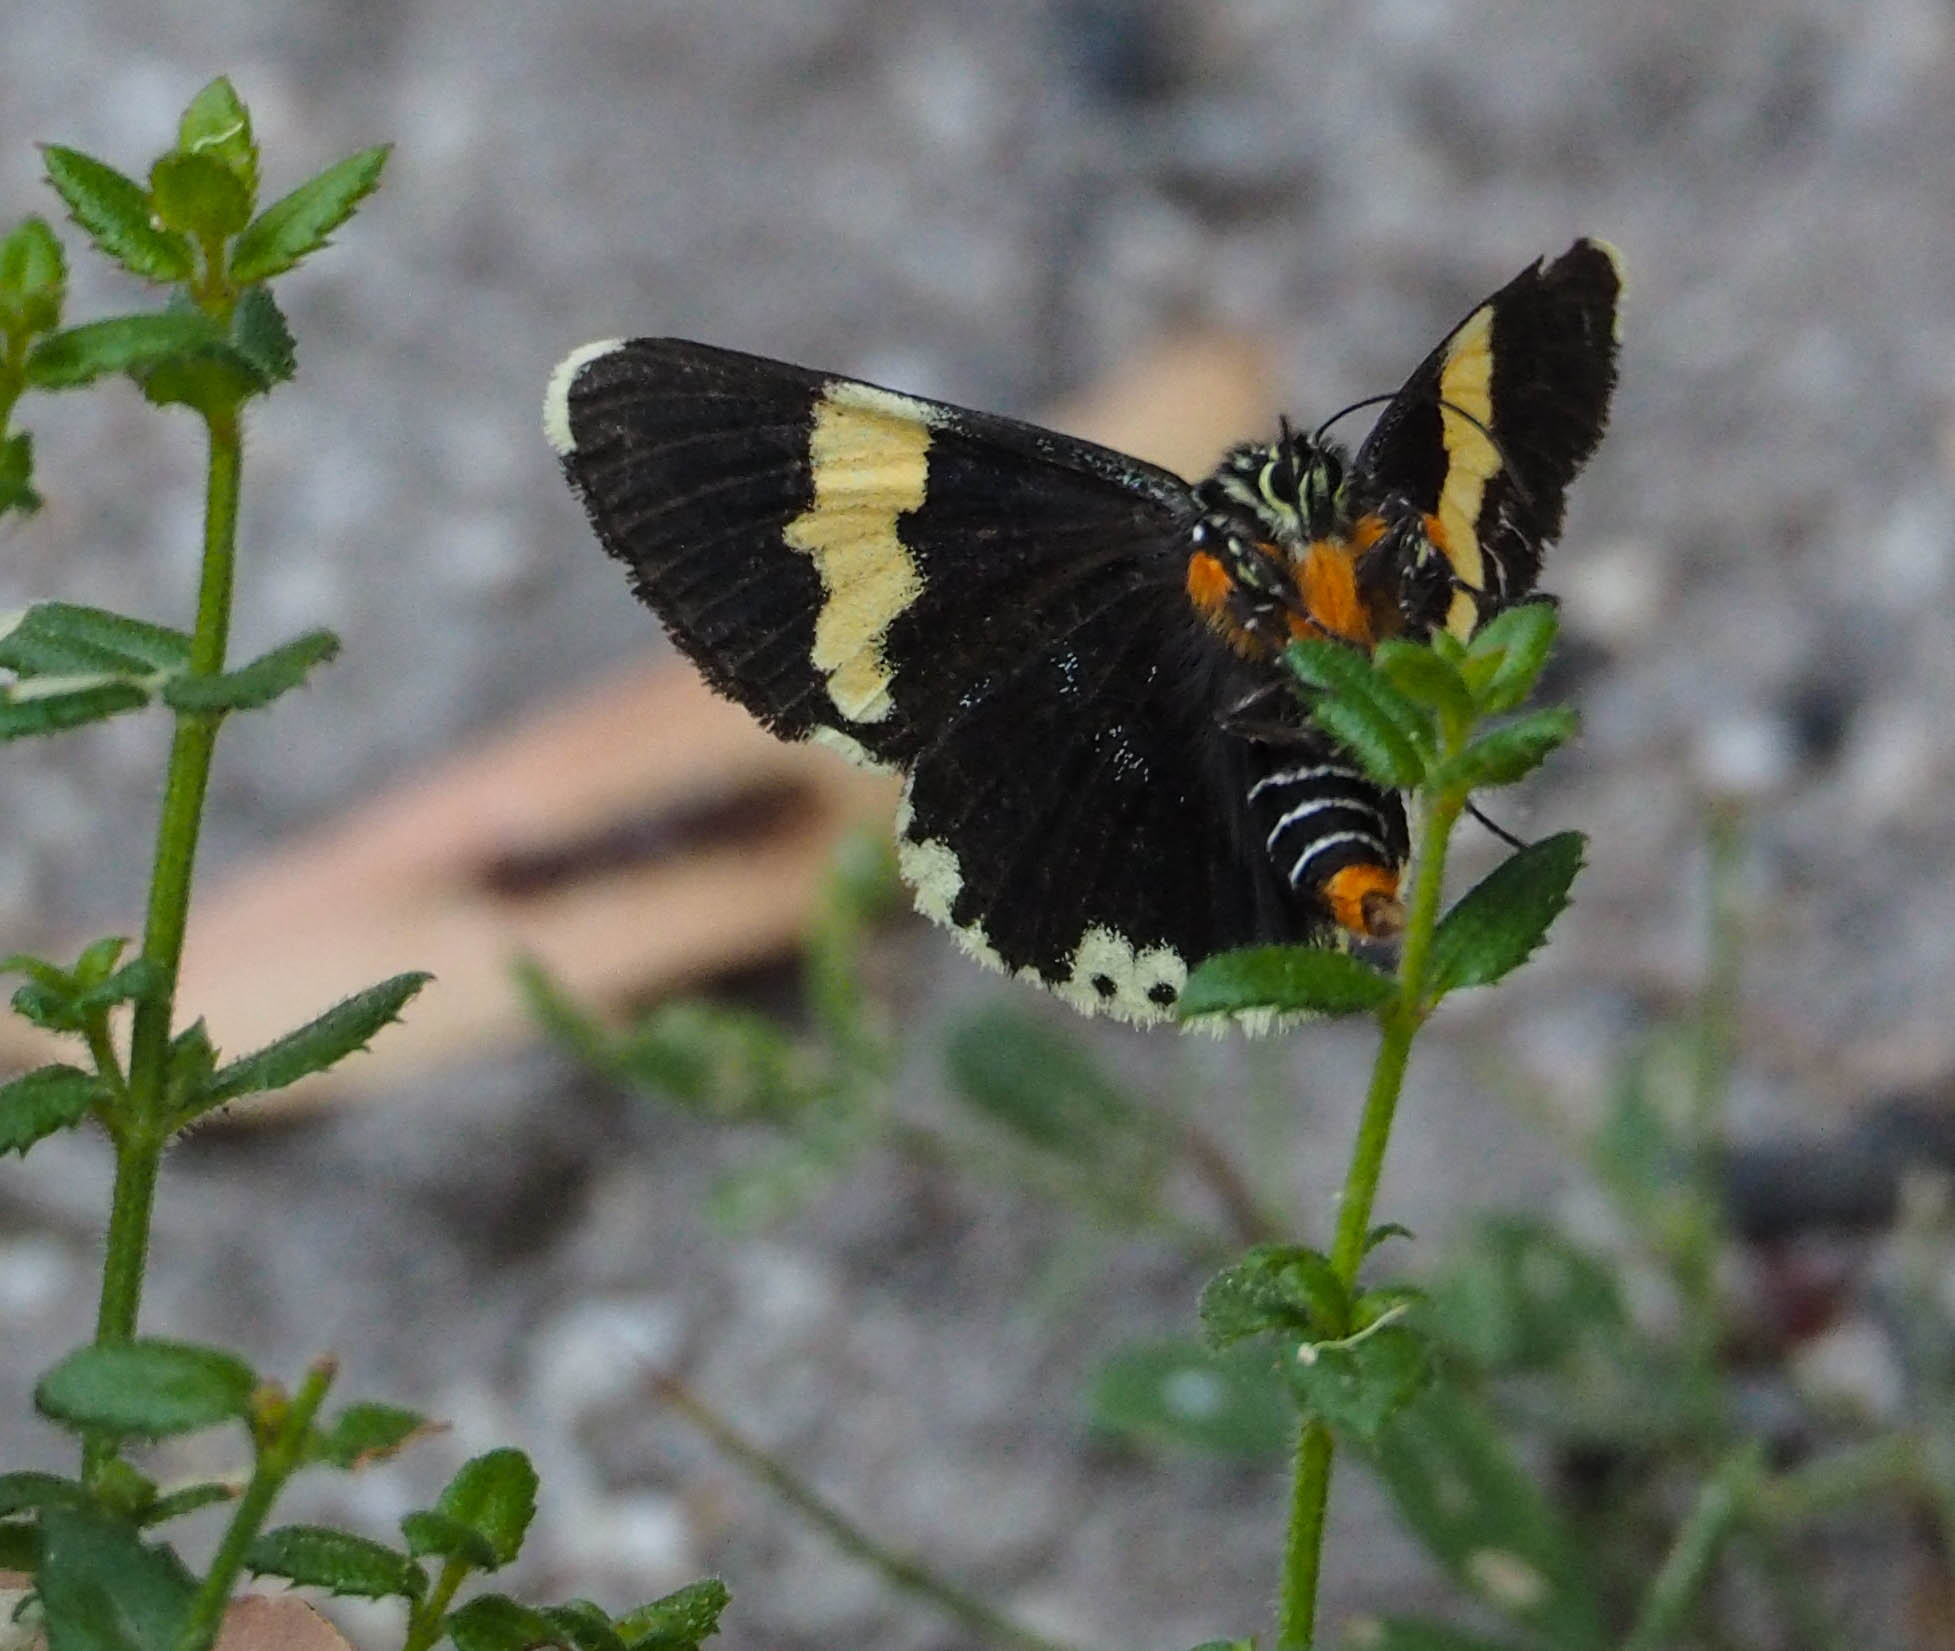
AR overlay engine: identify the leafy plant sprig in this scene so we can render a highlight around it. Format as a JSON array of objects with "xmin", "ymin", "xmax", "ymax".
[
  {"xmin": 1180, "ymin": 603, "xmax": 1585, "ymax": 1648},
  {"xmin": 0, "ymin": 78, "xmax": 728, "ymax": 1650}
]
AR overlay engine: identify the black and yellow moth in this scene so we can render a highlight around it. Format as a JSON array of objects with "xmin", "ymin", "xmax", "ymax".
[{"xmin": 546, "ymin": 240, "xmax": 1620, "ymax": 1024}]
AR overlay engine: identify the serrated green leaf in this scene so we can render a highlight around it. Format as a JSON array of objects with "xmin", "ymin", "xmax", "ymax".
[
  {"xmin": 10, "ymin": 954, "xmax": 158, "ymax": 1034},
  {"xmin": 1373, "ymin": 639, "xmax": 1473, "ymax": 724},
  {"xmin": 1085, "ymin": 1339, "xmax": 1292, "ymax": 1459},
  {"xmin": 0, "ymin": 216, "xmax": 66, "ymax": 336},
  {"xmin": 184, "ymin": 970, "xmax": 431, "ymax": 1119},
  {"xmin": 136, "ymin": 337, "xmax": 270, "ymax": 413},
  {"xmin": 148, "ymin": 153, "xmax": 251, "ymax": 241},
  {"xmin": 229, "ymin": 285, "xmax": 295, "ymax": 383},
  {"xmin": 0, "ymin": 678, "xmax": 151, "ymax": 740},
  {"xmin": 35, "ymin": 1339, "xmax": 258, "ymax": 1440},
  {"xmin": 1467, "ymin": 601, "xmax": 1560, "ymax": 716},
  {"xmin": 77, "ymin": 958, "xmax": 162, "ymax": 1015},
  {"xmin": 245, "ymin": 1524, "xmax": 426, "ymax": 1600},
  {"xmin": 431, "ymin": 1447, "xmax": 538, "ymax": 1569},
  {"xmin": 399, "ymin": 1509, "xmax": 498, "ymax": 1570},
  {"xmin": 139, "ymin": 1480, "xmax": 236, "ymax": 1525},
  {"xmin": 1287, "ymin": 1322, "xmax": 1433, "ymax": 1444},
  {"xmin": 37, "ymin": 1503, "xmax": 197, "ymax": 1651},
  {"xmin": 0, "ymin": 1064, "xmax": 107, "ymax": 1154},
  {"xmin": 1366, "ymin": 1383, "xmax": 1605, "ymax": 1647},
  {"xmin": 541, "ymin": 1601, "xmax": 628, "ymax": 1651},
  {"xmin": 164, "ymin": 1020, "xmax": 217, "ymax": 1115},
  {"xmin": 176, "ymin": 78, "xmax": 257, "ymax": 199},
  {"xmin": 615, "ymin": 1578, "xmax": 730, "ymax": 1649},
  {"xmin": 73, "ymin": 935, "xmax": 132, "ymax": 985},
  {"xmin": 445, "ymin": 1594, "xmax": 571, "ymax": 1651},
  {"xmin": 0, "ymin": 1468, "xmax": 89, "ymax": 1515},
  {"xmin": 41, "ymin": 145, "xmax": 194, "ymax": 283},
  {"xmin": 0, "ymin": 432, "xmax": 39, "ymax": 516},
  {"xmin": 10, "ymin": 978, "xmax": 72, "ymax": 1030},
  {"xmin": 26, "ymin": 312, "xmax": 227, "ymax": 390},
  {"xmin": 1181, "ymin": 945, "xmax": 1393, "ymax": 1020},
  {"xmin": 1287, "ymin": 638, "xmax": 1433, "ymax": 787},
  {"xmin": 944, "ymin": 1004, "xmax": 1152, "ymax": 1166},
  {"xmin": 1200, "ymin": 1244, "xmax": 1348, "ymax": 1347},
  {"xmin": 231, "ymin": 144, "xmax": 390, "ymax": 284},
  {"xmin": 161, "ymin": 629, "xmax": 339, "ymax": 714},
  {"xmin": 0, "ymin": 602, "xmax": 192, "ymax": 675},
  {"xmin": 1430, "ymin": 707, "xmax": 1578, "ymax": 794},
  {"xmin": 1, "ymin": 949, "xmax": 69, "ymax": 987},
  {"xmin": 1426, "ymin": 831, "xmax": 1585, "ymax": 999},
  {"xmin": 310, "ymin": 1400, "xmax": 432, "ymax": 1467}
]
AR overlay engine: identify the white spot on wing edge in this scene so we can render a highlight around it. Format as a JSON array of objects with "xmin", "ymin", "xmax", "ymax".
[
  {"xmin": 543, "ymin": 338, "xmax": 626, "ymax": 457},
  {"xmin": 892, "ymin": 789, "xmax": 965, "ymax": 931},
  {"xmin": 891, "ymin": 785, "xmax": 1288, "ymax": 1035},
  {"xmin": 0, "ymin": 609, "xmax": 25, "ymax": 649},
  {"xmin": 1052, "ymin": 925, "xmax": 1186, "ymax": 1026}
]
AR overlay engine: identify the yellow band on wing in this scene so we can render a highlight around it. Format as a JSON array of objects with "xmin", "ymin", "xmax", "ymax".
[
  {"xmin": 1433, "ymin": 305, "xmax": 1498, "ymax": 635},
  {"xmin": 784, "ymin": 382, "xmax": 934, "ymax": 723}
]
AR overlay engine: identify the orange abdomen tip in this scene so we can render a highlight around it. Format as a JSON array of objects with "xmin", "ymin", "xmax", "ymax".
[{"xmin": 1324, "ymin": 862, "xmax": 1405, "ymax": 940}]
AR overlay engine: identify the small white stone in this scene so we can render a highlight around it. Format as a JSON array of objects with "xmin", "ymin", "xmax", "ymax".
[
  {"xmin": 1557, "ymin": 537, "xmax": 1668, "ymax": 646},
  {"xmin": 1693, "ymin": 710, "xmax": 1797, "ymax": 799},
  {"xmin": 0, "ymin": 1237, "xmax": 77, "ymax": 1317}
]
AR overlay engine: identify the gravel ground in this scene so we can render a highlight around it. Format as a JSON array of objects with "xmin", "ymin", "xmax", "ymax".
[{"xmin": 5, "ymin": 1, "xmax": 1955, "ymax": 1646}]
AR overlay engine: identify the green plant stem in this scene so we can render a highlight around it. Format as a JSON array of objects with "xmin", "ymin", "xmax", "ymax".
[
  {"xmin": 173, "ymin": 1358, "xmax": 334, "ymax": 1651},
  {"xmin": 87, "ymin": 407, "xmax": 240, "ymax": 1484},
  {"xmin": 1277, "ymin": 790, "xmax": 1463, "ymax": 1651},
  {"xmin": 652, "ymin": 1373, "xmax": 1084, "ymax": 1651},
  {"xmin": 1281, "ymin": 1421, "xmax": 1335, "ymax": 1648},
  {"xmin": 82, "ymin": 1016, "xmax": 127, "ymax": 1108},
  {"xmin": 1621, "ymin": 1443, "xmax": 1763, "ymax": 1651},
  {"xmin": 402, "ymin": 1557, "xmax": 472, "ymax": 1651}
]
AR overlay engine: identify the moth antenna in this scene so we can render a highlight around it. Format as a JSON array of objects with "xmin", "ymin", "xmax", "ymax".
[
  {"xmin": 1312, "ymin": 391, "xmax": 1399, "ymax": 448},
  {"xmin": 1466, "ymin": 800, "xmax": 1529, "ymax": 851},
  {"xmin": 1311, "ymin": 390, "xmax": 1536, "ymax": 510}
]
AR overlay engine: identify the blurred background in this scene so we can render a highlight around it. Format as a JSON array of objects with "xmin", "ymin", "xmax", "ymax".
[{"xmin": 4, "ymin": 0, "xmax": 1955, "ymax": 1646}]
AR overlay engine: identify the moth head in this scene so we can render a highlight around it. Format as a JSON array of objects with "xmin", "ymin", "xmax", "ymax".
[{"xmin": 1204, "ymin": 424, "xmax": 1344, "ymax": 546}]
